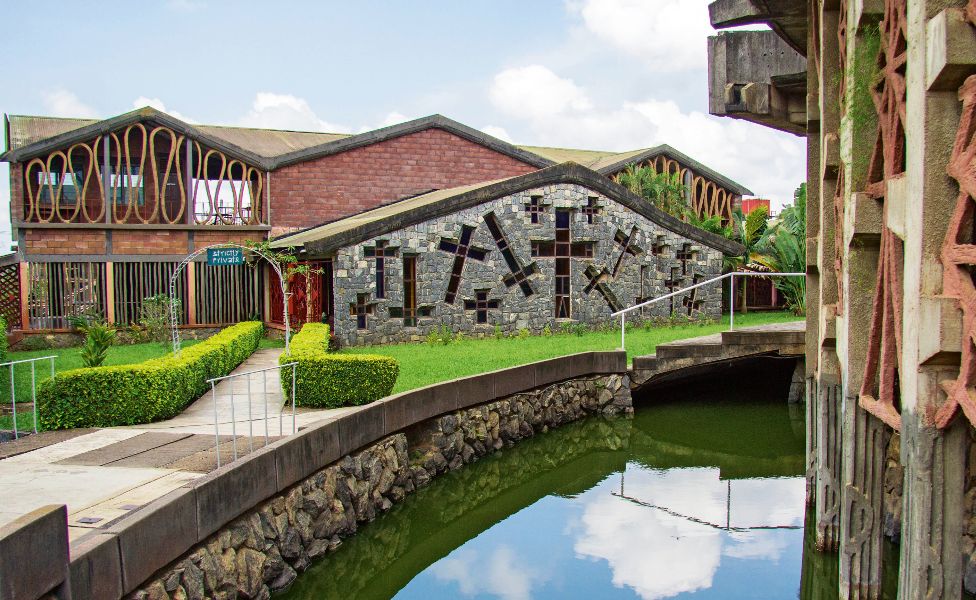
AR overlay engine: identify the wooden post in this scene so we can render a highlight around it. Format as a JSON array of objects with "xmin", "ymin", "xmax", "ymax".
[
  {"xmin": 105, "ymin": 262, "xmax": 115, "ymax": 324},
  {"xmin": 18, "ymin": 262, "xmax": 29, "ymax": 331},
  {"xmin": 263, "ymin": 263, "xmax": 271, "ymax": 324},
  {"xmin": 186, "ymin": 261, "xmax": 197, "ymax": 326}
]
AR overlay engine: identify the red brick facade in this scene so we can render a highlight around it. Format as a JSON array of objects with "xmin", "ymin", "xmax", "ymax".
[
  {"xmin": 270, "ymin": 128, "xmax": 537, "ymax": 235},
  {"xmin": 24, "ymin": 229, "xmax": 106, "ymax": 255}
]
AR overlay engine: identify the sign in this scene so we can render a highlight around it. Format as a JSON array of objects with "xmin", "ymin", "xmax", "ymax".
[{"xmin": 207, "ymin": 247, "xmax": 244, "ymax": 266}]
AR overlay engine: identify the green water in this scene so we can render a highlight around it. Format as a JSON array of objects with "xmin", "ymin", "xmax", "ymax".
[{"xmin": 280, "ymin": 379, "xmax": 870, "ymax": 600}]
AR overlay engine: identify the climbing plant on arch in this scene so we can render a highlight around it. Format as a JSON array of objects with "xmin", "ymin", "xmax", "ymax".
[{"xmin": 168, "ymin": 242, "xmax": 295, "ymax": 356}]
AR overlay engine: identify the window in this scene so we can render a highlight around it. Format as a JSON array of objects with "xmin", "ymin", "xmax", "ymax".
[
  {"xmin": 403, "ymin": 255, "xmax": 418, "ymax": 327},
  {"xmin": 37, "ymin": 170, "xmax": 82, "ymax": 205},
  {"xmin": 113, "ymin": 165, "xmax": 145, "ymax": 206}
]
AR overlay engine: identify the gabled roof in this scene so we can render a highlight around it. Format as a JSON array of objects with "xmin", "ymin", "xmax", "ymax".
[
  {"xmin": 272, "ymin": 162, "xmax": 745, "ymax": 257},
  {"xmin": 1, "ymin": 109, "xmax": 553, "ymax": 172},
  {"xmin": 2, "ymin": 109, "xmax": 751, "ymax": 196}
]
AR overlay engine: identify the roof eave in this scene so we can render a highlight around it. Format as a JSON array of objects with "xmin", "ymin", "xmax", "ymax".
[
  {"xmin": 1, "ymin": 107, "xmax": 275, "ymax": 169},
  {"xmin": 268, "ymin": 114, "xmax": 555, "ymax": 171}
]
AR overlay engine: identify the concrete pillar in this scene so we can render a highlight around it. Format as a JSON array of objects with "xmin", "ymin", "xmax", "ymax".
[
  {"xmin": 816, "ymin": 371, "xmax": 844, "ymax": 551},
  {"xmin": 897, "ymin": 1, "xmax": 969, "ymax": 598}
]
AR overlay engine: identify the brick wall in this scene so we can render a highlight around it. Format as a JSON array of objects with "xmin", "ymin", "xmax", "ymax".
[
  {"xmin": 193, "ymin": 231, "xmax": 266, "ymax": 250},
  {"xmin": 270, "ymin": 128, "xmax": 538, "ymax": 235},
  {"xmin": 113, "ymin": 230, "xmax": 188, "ymax": 255},
  {"xmin": 24, "ymin": 229, "xmax": 106, "ymax": 255}
]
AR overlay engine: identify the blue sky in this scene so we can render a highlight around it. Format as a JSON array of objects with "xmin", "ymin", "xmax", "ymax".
[{"xmin": 0, "ymin": 0, "xmax": 804, "ymax": 242}]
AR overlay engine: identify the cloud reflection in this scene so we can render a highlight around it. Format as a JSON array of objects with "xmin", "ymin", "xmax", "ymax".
[
  {"xmin": 573, "ymin": 466, "xmax": 804, "ymax": 599},
  {"xmin": 430, "ymin": 545, "xmax": 547, "ymax": 600}
]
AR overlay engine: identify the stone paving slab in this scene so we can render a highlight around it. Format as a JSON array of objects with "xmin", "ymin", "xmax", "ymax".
[
  {"xmin": 105, "ymin": 435, "xmax": 223, "ymax": 469},
  {"xmin": 3, "ymin": 429, "xmax": 148, "ymax": 465},
  {"xmin": 0, "ymin": 428, "xmax": 99, "ymax": 460},
  {"xmin": 57, "ymin": 432, "xmax": 193, "ymax": 467},
  {"xmin": 67, "ymin": 470, "xmax": 202, "ymax": 535}
]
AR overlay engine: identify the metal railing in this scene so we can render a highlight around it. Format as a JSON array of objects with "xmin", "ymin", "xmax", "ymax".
[
  {"xmin": 207, "ymin": 362, "xmax": 297, "ymax": 467},
  {"xmin": 2, "ymin": 356, "xmax": 56, "ymax": 439},
  {"xmin": 610, "ymin": 271, "xmax": 805, "ymax": 351}
]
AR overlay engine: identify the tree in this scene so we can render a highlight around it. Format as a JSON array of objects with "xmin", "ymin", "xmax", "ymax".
[{"xmin": 753, "ymin": 185, "xmax": 806, "ymax": 313}]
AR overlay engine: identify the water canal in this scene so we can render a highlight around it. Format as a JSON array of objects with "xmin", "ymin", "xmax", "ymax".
[{"xmin": 282, "ymin": 366, "xmax": 890, "ymax": 600}]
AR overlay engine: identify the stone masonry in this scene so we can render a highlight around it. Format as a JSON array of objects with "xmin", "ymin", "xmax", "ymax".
[
  {"xmin": 130, "ymin": 374, "xmax": 632, "ymax": 599},
  {"xmin": 332, "ymin": 183, "xmax": 724, "ymax": 346}
]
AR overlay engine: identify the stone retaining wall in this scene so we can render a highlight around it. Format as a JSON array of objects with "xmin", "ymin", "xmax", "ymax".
[{"xmin": 130, "ymin": 374, "xmax": 632, "ymax": 599}]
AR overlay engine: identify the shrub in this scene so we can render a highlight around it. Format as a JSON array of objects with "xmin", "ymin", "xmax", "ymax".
[
  {"xmin": 80, "ymin": 322, "xmax": 116, "ymax": 367},
  {"xmin": 0, "ymin": 315, "xmax": 8, "ymax": 364},
  {"xmin": 140, "ymin": 294, "xmax": 181, "ymax": 345},
  {"xmin": 38, "ymin": 321, "xmax": 263, "ymax": 429},
  {"xmin": 281, "ymin": 323, "xmax": 398, "ymax": 408}
]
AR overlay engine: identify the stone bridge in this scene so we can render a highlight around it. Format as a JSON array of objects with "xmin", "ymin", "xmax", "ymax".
[{"xmin": 630, "ymin": 321, "xmax": 806, "ymax": 402}]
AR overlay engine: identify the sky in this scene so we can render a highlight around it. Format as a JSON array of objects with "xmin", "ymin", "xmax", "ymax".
[{"xmin": 0, "ymin": 0, "xmax": 805, "ymax": 245}]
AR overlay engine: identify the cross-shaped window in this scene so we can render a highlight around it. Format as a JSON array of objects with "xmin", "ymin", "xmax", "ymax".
[
  {"xmin": 611, "ymin": 226, "xmax": 645, "ymax": 277},
  {"xmin": 676, "ymin": 243, "xmax": 697, "ymax": 275},
  {"xmin": 484, "ymin": 212, "xmax": 537, "ymax": 297},
  {"xmin": 530, "ymin": 210, "xmax": 594, "ymax": 318},
  {"xmin": 524, "ymin": 195, "xmax": 547, "ymax": 224},
  {"xmin": 349, "ymin": 293, "xmax": 375, "ymax": 329},
  {"xmin": 463, "ymin": 290, "xmax": 500, "ymax": 324},
  {"xmin": 581, "ymin": 196, "xmax": 602, "ymax": 224},
  {"xmin": 438, "ymin": 225, "xmax": 490, "ymax": 303},
  {"xmin": 582, "ymin": 264, "xmax": 622, "ymax": 312},
  {"xmin": 364, "ymin": 240, "xmax": 399, "ymax": 299}
]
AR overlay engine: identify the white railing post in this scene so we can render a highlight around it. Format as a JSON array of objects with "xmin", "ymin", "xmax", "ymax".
[
  {"xmin": 30, "ymin": 362, "xmax": 37, "ymax": 434},
  {"xmin": 291, "ymin": 363, "xmax": 297, "ymax": 434},
  {"xmin": 620, "ymin": 313, "xmax": 626, "ymax": 351},
  {"xmin": 9, "ymin": 363, "xmax": 16, "ymax": 439},
  {"xmin": 212, "ymin": 380, "xmax": 220, "ymax": 468},
  {"xmin": 730, "ymin": 272, "xmax": 735, "ymax": 330}
]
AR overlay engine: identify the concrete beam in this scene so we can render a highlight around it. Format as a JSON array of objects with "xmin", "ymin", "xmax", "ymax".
[
  {"xmin": 926, "ymin": 8, "xmax": 976, "ymax": 92},
  {"xmin": 0, "ymin": 505, "xmax": 70, "ymax": 600}
]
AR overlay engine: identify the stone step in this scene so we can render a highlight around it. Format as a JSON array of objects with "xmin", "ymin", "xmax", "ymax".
[
  {"xmin": 654, "ymin": 343, "xmax": 726, "ymax": 360},
  {"xmin": 631, "ymin": 355, "xmax": 658, "ymax": 371}
]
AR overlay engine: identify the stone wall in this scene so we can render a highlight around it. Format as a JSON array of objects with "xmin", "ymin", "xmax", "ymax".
[
  {"xmin": 130, "ymin": 374, "xmax": 632, "ymax": 599},
  {"xmin": 332, "ymin": 182, "xmax": 725, "ymax": 346}
]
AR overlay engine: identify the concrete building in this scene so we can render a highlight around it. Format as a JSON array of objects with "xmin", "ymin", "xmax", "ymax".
[
  {"xmin": 707, "ymin": 0, "xmax": 976, "ymax": 596},
  {"xmin": 0, "ymin": 109, "xmax": 749, "ymax": 340}
]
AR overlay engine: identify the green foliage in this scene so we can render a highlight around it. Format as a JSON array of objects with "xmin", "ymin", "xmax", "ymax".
[
  {"xmin": 753, "ymin": 190, "xmax": 807, "ymax": 313},
  {"xmin": 37, "ymin": 321, "xmax": 263, "ymax": 430},
  {"xmin": 281, "ymin": 323, "xmax": 398, "ymax": 408},
  {"xmin": 517, "ymin": 328, "xmax": 531, "ymax": 340},
  {"xmin": 616, "ymin": 165, "xmax": 689, "ymax": 219},
  {"xmin": 494, "ymin": 325, "xmax": 504, "ymax": 340},
  {"xmin": 426, "ymin": 324, "xmax": 455, "ymax": 346},
  {"xmin": 542, "ymin": 325, "xmax": 552, "ymax": 337},
  {"xmin": 139, "ymin": 294, "xmax": 181, "ymax": 345},
  {"xmin": 0, "ymin": 315, "xmax": 8, "ymax": 364},
  {"xmin": 80, "ymin": 322, "xmax": 116, "ymax": 368}
]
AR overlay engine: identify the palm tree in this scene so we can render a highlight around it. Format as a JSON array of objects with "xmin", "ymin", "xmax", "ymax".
[{"xmin": 616, "ymin": 165, "xmax": 688, "ymax": 219}]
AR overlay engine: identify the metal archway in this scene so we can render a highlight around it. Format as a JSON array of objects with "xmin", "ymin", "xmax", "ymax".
[{"xmin": 169, "ymin": 243, "xmax": 291, "ymax": 357}]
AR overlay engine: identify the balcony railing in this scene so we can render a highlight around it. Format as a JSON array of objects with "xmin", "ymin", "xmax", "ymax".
[{"xmin": 21, "ymin": 122, "xmax": 266, "ymax": 226}]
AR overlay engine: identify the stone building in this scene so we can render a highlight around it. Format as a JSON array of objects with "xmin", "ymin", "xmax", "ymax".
[
  {"xmin": 0, "ymin": 109, "xmax": 749, "ymax": 341},
  {"xmin": 272, "ymin": 163, "xmax": 738, "ymax": 346},
  {"xmin": 707, "ymin": 0, "xmax": 976, "ymax": 597}
]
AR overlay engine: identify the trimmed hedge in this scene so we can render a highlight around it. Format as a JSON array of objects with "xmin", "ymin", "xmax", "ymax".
[
  {"xmin": 38, "ymin": 321, "xmax": 264, "ymax": 430},
  {"xmin": 280, "ymin": 323, "xmax": 398, "ymax": 408}
]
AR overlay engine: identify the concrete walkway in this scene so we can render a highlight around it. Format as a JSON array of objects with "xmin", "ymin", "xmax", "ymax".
[{"xmin": 0, "ymin": 348, "xmax": 359, "ymax": 539}]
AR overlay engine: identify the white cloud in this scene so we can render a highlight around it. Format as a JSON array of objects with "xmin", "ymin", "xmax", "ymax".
[
  {"xmin": 132, "ymin": 96, "xmax": 196, "ymax": 123},
  {"xmin": 481, "ymin": 125, "xmax": 514, "ymax": 143},
  {"xmin": 490, "ymin": 65, "xmax": 592, "ymax": 119},
  {"xmin": 431, "ymin": 545, "xmax": 547, "ymax": 600},
  {"xmin": 41, "ymin": 90, "xmax": 98, "ymax": 119},
  {"xmin": 487, "ymin": 65, "xmax": 805, "ymax": 208},
  {"xmin": 356, "ymin": 111, "xmax": 412, "ymax": 133},
  {"xmin": 568, "ymin": 0, "xmax": 714, "ymax": 71},
  {"xmin": 239, "ymin": 92, "xmax": 349, "ymax": 133}
]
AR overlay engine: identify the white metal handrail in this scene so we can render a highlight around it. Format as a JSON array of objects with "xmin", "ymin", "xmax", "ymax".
[
  {"xmin": 2, "ymin": 355, "xmax": 56, "ymax": 438},
  {"xmin": 207, "ymin": 361, "xmax": 297, "ymax": 467},
  {"xmin": 610, "ymin": 271, "xmax": 805, "ymax": 351}
]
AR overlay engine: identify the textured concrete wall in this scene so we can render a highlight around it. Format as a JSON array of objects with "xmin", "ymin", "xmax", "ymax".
[{"xmin": 330, "ymin": 183, "xmax": 725, "ymax": 346}]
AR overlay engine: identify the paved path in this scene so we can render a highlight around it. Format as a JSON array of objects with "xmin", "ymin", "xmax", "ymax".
[{"xmin": 0, "ymin": 348, "xmax": 360, "ymax": 539}]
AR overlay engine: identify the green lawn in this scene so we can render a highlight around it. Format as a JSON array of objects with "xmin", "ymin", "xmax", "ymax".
[
  {"xmin": 343, "ymin": 311, "xmax": 803, "ymax": 394},
  {"xmin": 0, "ymin": 339, "xmax": 200, "ymax": 431}
]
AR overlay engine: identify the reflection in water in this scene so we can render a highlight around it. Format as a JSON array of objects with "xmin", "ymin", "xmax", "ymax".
[{"xmin": 282, "ymin": 391, "xmax": 855, "ymax": 600}]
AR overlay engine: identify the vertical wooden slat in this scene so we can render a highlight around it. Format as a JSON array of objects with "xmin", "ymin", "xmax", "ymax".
[
  {"xmin": 105, "ymin": 261, "xmax": 115, "ymax": 324},
  {"xmin": 187, "ymin": 261, "xmax": 197, "ymax": 326},
  {"xmin": 18, "ymin": 262, "xmax": 30, "ymax": 331}
]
